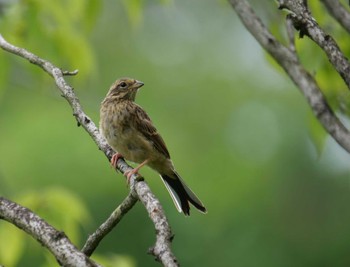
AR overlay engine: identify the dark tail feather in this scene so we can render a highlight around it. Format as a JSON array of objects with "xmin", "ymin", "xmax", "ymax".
[{"xmin": 160, "ymin": 172, "xmax": 207, "ymax": 216}]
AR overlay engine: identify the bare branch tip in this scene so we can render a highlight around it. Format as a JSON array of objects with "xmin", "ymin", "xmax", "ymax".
[
  {"xmin": 277, "ymin": 0, "xmax": 287, "ymax": 10},
  {"xmin": 62, "ymin": 69, "xmax": 79, "ymax": 76}
]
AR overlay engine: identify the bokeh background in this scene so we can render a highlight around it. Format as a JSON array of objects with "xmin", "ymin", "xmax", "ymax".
[{"xmin": 1, "ymin": 0, "xmax": 350, "ymax": 266}]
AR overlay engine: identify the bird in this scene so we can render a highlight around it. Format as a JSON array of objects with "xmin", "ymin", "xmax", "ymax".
[{"xmin": 99, "ymin": 77, "xmax": 206, "ymax": 216}]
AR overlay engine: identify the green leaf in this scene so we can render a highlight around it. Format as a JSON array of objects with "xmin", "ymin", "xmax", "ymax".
[
  {"xmin": 0, "ymin": 0, "xmax": 99, "ymax": 80},
  {"xmin": 122, "ymin": 0, "xmax": 144, "ymax": 27},
  {"xmin": 84, "ymin": 0, "xmax": 102, "ymax": 32},
  {"xmin": 308, "ymin": 111, "xmax": 328, "ymax": 156},
  {"xmin": 0, "ymin": 223, "xmax": 25, "ymax": 266},
  {"xmin": 16, "ymin": 187, "xmax": 91, "ymax": 243},
  {"xmin": 92, "ymin": 253, "xmax": 136, "ymax": 267}
]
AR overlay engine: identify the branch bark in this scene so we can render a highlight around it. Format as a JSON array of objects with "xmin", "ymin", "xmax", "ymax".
[
  {"xmin": 82, "ymin": 191, "xmax": 138, "ymax": 257},
  {"xmin": 228, "ymin": 0, "xmax": 350, "ymax": 153},
  {"xmin": 277, "ymin": 0, "xmax": 350, "ymax": 90},
  {"xmin": 321, "ymin": 0, "xmax": 350, "ymax": 35},
  {"xmin": 0, "ymin": 197, "xmax": 101, "ymax": 267},
  {"xmin": 0, "ymin": 34, "xmax": 179, "ymax": 267}
]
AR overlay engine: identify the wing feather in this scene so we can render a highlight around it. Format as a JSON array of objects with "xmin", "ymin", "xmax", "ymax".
[{"xmin": 131, "ymin": 104, "xmax": 170, "ymax": 159}]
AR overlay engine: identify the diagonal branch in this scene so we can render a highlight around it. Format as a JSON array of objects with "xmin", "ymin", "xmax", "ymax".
[
  {"xmin": 82, "ymin": 191, "xmax": 138, "ymax": 256},
  {"xmin": 135, "ymin": 180, "xmax": 178, "ymax": 266},
  {"xmin": 277, "ymin": 0, "xmax": 350, "ymax": 90},
  {"xmin": 321, "ymin": 0, "xmax": 350, "ymax": 34},
  {"xmin": 228, "ymin": 0, "xmax": 350, "ymax": 153},
  {"xmin": 0, "ymin": 197, "xmax": 102, "ymax": 267},
  {"xmin": 0, "ymin": 34, "xmax": 179, "ymax": 267}
]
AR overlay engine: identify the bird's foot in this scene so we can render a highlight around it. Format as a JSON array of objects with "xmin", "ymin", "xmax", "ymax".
[
  {"xmin": 110, "ymin": 153, "xmax": 123, "ymax": 168},
  {"xmin": 124, "ymin": 169, "xmax": 140, "ymax": 185},
  {"xmin": 124, "ymin": 159, "xmax": 149, "ymax": 185}
]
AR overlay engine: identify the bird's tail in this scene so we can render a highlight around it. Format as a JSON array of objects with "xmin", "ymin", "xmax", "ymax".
[{"xmin": 160, "ymin": 171, "xmax": 207, "ymax": 216}]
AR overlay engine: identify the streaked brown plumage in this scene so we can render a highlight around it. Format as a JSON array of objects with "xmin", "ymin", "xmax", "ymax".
[{"xmin": 99, "ymin": 78, "xmax": 206, "ymax": 216}]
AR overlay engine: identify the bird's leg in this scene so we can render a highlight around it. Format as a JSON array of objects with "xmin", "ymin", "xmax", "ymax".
[
  {"xmin": 125, "ymin": 159, "xmax": 149, "ymax": 184},
  {"xmin": 110, "ymin": 152, "xmax": 124, "ymax": 168}
]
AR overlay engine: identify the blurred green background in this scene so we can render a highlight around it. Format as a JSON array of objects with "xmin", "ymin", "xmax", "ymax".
[{"xmin": 1, "ymin": 0, "xmax": 350, "ymax": 266}]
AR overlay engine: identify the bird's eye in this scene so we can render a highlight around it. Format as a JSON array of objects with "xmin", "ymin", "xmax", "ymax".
[{"xmin": 119, "ymin": 82, "xmax": 127, "ymax": 88}]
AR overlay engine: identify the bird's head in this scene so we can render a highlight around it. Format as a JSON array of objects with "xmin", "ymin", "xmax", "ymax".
[{"xmin": 106, "ymin": 78, "xmax": 144, "ymax": 101}]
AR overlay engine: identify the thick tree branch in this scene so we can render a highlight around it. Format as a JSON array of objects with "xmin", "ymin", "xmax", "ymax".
[
  {"xmin": 277, "ymin": 0, "xmax": 350, "ymax": 90},
  {"xmin": 228, "ymin": 0, "xmax": 350, "ymax": 153},
  {"xmin": 0, "ymin": 197, "xmax": 101, "ymax": 267},
  {"xmin": 0, "ymin": 34, "xmax": 178, "ymax": 266},
  {"xmin": 321, "ymin": 0, "xmax": 350, "ymax": 34}
]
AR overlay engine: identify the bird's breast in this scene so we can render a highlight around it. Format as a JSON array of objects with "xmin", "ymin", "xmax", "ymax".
[{"xmin": 100, "ymin": 102, "xmax": 153, "ymax": 164}]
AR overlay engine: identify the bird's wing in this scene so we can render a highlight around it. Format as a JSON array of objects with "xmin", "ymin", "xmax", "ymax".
[{"xmin": 132, "ymin": 104, "xmax": 171, "ymax": 159}]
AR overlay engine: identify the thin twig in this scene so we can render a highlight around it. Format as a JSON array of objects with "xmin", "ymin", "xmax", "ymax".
[
  {"xmin": 62, "ymin": 69, "xmax": 79, "ymax": 76},
  {"xmin": 286, "ymin": 14, "xmax": 296, "ymax": 53},
  {"xmin": 82, "ymin": 191, "xmax": 138, "ymax": 256},
  {"xmin": 277, "ymin": 0, "xmax": 350, "ymax": 90}
]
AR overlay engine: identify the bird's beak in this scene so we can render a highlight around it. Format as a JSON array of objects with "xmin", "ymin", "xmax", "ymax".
[{"xmin": 134, "ymin": 80, "xmax": 144, "ymax": 89}]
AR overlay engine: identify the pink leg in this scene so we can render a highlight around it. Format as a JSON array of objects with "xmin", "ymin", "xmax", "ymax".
[
  {"xmin": 125, "ymin": 159, "xmax": 149, "ymax": 184},
  {"xmin": 110, "ymin": 153, "xmax": 123, "ymax": 168}
]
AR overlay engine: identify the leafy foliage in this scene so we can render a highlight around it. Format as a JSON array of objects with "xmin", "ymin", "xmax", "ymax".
[{"xmin": 0, "ymin": 0, "xmax": 100, "ymax": 79}]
